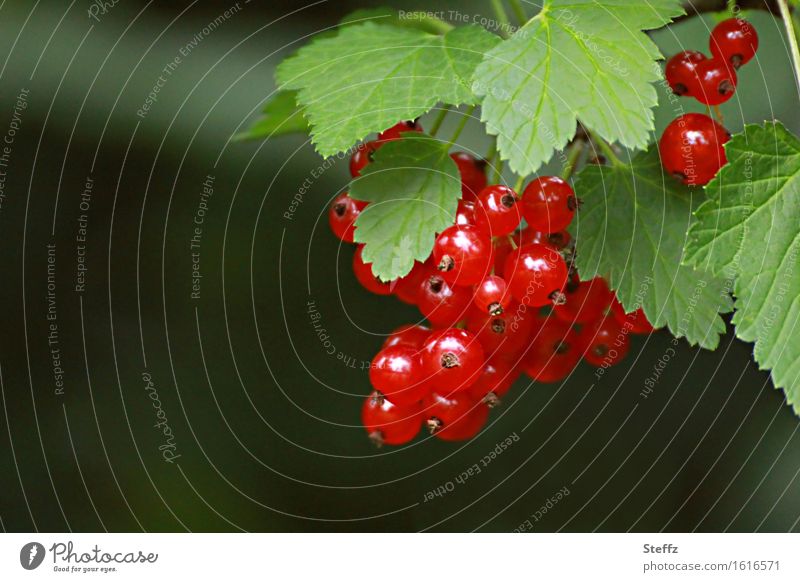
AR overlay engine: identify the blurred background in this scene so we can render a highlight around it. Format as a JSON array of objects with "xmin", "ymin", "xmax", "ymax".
[{"xmin": 0, "ymin": 0, "xmax": 798, "ymax": 532}]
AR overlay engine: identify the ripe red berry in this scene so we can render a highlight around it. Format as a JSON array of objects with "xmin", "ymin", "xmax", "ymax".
[
  {"xmin": 393, "ymin": 259, "xmax": 431, "ymax": 305},
  {"xmin": 521, "ymin": 176, "xmax": 577, "ymax": 233},
  {"xmin": 518, "ymin": 227, "xmax": 572, "ymax": 251},
  {"xmin": 610, "ymin": 297, "xmax": 655, "ymax": 335},
  {"xmin": 328, "ymin": 192, "xmax": 367, "ymax": 243},
  {"xmin": 424, "ymin": 391, "xmax": 487, "ymax": 441},
  {"xmin": 581, "ymin": 316, "xmax": 630, "ymax": 367},
  {"xmin": 353, "ymin": 245, "xmax": 392, "ymax": 295},
  {"xmin": 710, "ymin": 18, "xmax": 759, "ymax": 68},
  {"xmin": 382, "ymin": 323, "xmax": 431, "ymax": 350},
  {"xmin": 474, "ymin": 275, "xmax": 511, "ymax": 316},
  {"xmin": 522, "ymin": 316, "xmax": 581, "ymax": 383},
  {"xmin": 377, "ymin": 119, "xmax": 423, "ymax": 142},
  {"xmin": 433, "ymin": 224, "xmax": 494, "ymax": 287},
  {"xmin": 665, "ymin": 50, "xmax": 707, "ymax": 96},
  {"xmin": 475, "ymin": 185, "xmax": 522, "ymax": 236},
  {"xmin": 362, "ymin": 392, "xmax": 422, "ymax": 447},
  {"xmin": 350, "ymin": 140, "xmax": 380, "ymax": 177},
  {"xmin": 659, "ymin": 113, "xmax": 729, "ymax": 186},
  {"xmin": 691, "ymin": 58, "xmax": 737, "ymax": 106},
  {"xmin": 503, "ymin": 243, "xmax": 568, "ymax": 306},
  {"xmin": 416, "ymin": 274, "xmax": 473, "ymax": 327},
  {"xmin": 553, "ymin": 275, "xmax": 613, "ymax": 325},
  {"xmin": 369, "ymin": 345, "xmax": 426, "ymax": 405},
  {"xmin": 467, "ymin": 301, "xmax": 535, "ymax": 362},
  {"xmin": 420, "ymin": 328, "xmax": 485, "ymax": 393},
  {"xmin": 450, "ymin": 152, "xmax": 488, "ymax": 201},
  {"xmin": 468, "ymin": 358, "xmax": 517, "ymax": 406},
  {"xmin": 455, "ymin": 199, "xmax": 477, "ymax": 226}
]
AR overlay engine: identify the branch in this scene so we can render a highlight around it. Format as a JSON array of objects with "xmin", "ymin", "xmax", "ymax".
[{"xmin": 674, "ymin": 0, "xmax": 780, "ymax": 24}]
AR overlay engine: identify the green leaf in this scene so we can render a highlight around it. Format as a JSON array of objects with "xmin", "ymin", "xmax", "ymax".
[
  {"xmin": 350, "ymin": 134, "xmax": 461, "ymax": 281},
  {"xmin": 686, "ymin": 122, "xmax": 800, "ymax": 415},
  {"xmin": 570, "ymin": 149, "xmax": 733, "ymax": 349},
  {"xmin": 234, "ymin": 90, "xmax": 308, "ymax": 141},
  {"xmin": 473, "ymin": 0, "xmax": 684, "ymax": 176},
  {"xmin": 340, "ymin": 7, "xmax": 453, "ymax": 34},
  {"xmin": 276, "ymin": 23, "xmax": 500, "ymax": 157}
]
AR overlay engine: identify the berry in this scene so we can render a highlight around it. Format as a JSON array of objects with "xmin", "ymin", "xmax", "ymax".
[
  {"xmin": 350, "ymin": 140, "xmax": 380, "ymax": 177},
  {"xmin": 450, "ymin": 152, "xmax": 488, "ymax": 201},
  {"xmin": 710, "ymin": 18, "xmax": 758, "ymax": 68},
  {"xmin": 474, "ymin": 275, "xmax": 511, "ymax": 316},
  {"xmin": 610, "ymin": 297, "xmax": 655, "ymax": 335},
  {"xmin": 553, "ymin": 275, "xmax": 613, "ymax": 325},
  {"xmin": 328, "ymin": 192, "xmax": 367, "ymax": 243},
  {"xmin": 659, "ymin": 113, "xmax": 729, "ymax": 186},
  {"xmin": 503, "ymin": 243, "xmax": 569, "ymax": 306},
  {"xmin": 353, "ymin": 245, "xmax": 392, "ymax": 295},
  {"xmin": 468, "ymin": 358, "xmax": 517, "ymax": 406},
  {"xmin": 522, "ymin": 316, "xmax": 582, "ymax": 383},
  {"xmin": 416, "ymin": 274, "xmax": 473, "ymax": 327},
  {"xmin": 455, "ymin": 199, "xmax": 477, "ymax": 226},
  {"xmin": 424, "ymin": 391, "xmax": 487, "ymax": 441},
  {"xmin": 665, "ymin": 51, "xmax": 707, "ymax": 96},
  {"xmin": 369, "ymin": 345, "xmax": 426, "ymax": 405},
  {"xmin": 378, "ymin": 119, "xmax": 423, "ymax": 142},
  {"xmin": 521, "ymin": 176, "xmax": 577, "ymax": 233},
  {"xmin": 475, "ymin": 185, "xmax": 522, "ymax": 236},
  {"xmin": 467, "ymin": 301, "xmax": 535, "ymax": 363},
  {"xmin": 433, "ymin": 224, "xmax": 494, "ymax": 287},
  {"xmin": 420, "ymin": 328, "xmax": 485, "ymax": 393},
  {"xmin": 691, "ymin": 58, "xmax": 737, "ymax": 106},
  {"xmin": 382, "ymin": 324, "xmax": 431, "ymax": 350},
  {"xmin": 518, "ymin": 227, "xmax": 572, "ymax": 251},
  {"xmin": 581, "ymin": 316, "xmax": 630, "ymax": 367},
  {"xmin": 362, "ymin": 392, "xmax": 422, "ymax": 447},
  {"xmin": 393, "ymin": 259, "xmax": 431, "ymax": 305}
]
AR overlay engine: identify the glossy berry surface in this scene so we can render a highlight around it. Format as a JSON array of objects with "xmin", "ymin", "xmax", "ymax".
[
  {"xmin": 468, "ymin": 358, "xmax": 517, "ymax": 405},
  {"xmin": 433, "ymin": 224, "xmax": 493, "ymax": 287},
  {"xmin": 582, "ymin": 316, "xmax": 630, "ymax": 367},
  {"xmin": 659, "ymin": 113, "xmax": 729, "ymax": 186},
  {"xmin": 450, "ymin": 152, "xmax": 488, "ymax": 201},
  {"xmin": 522, "ymin": 316, "xmax": 581, "ymax": 383},
  {"xmin": 382, "ymin": 324, "xmax": 431, "ymax": 350},
  {"xmin": 392, "ymin": 259, "xmax": 431, "ymax": 305},
  {"xmin": 553, "ymin": 275, "xmax": 613, "ymax": 325},
  {"xmin": 692, "ymin": 58, "xmax": 737, "ymax": 106},
  {"xmin": 503, "ymin": 243, "xmax": 569, "ymax": 306},
  {"xmin": 710, "ymin": 18, "xmax": 759, "ymax": 68},
  {"xmin": 416, "ymin": 274, "xmax": 472, "ymax": 327},
  {"xmin": 420, "ymin": 328, "xmax": 485, "ymax": 393},
  {"xmin": 455, "ymin": 199, "xmax": 477, "ymax": 226},
  {"xmin": 424, "ymin": 391, "xmax": 486, "ymax": 441},
  {"xmin": 467, "ymin": 302, "xmax": 535, "ymax": 362},
  {"xmin": 475, "ymin": 185, "xmax": 522, "ymax": 236},
  {"xmin": 610, "ymin": 298, "xmax": 655, "ymax": 335},
  {"xmin": 518, "ymin": 227, "xmax": 572, "ymax": 251},
  {"xmin": 377, "ymin": 119, "xmax": 423, "ymax": 142},
  {"xmin": 521, "ymin": 176, "xmax": 577, "ymax": 233},
  {"xmin": 353, "ymin": 245, "xmax": 392, "ymax": 295},
  {"xmin": 474, "ymin": 275, "xmax": 510, "ymax": 316},
  {"xmin": 362, "ymin": 392, "xmax": 422, "ymax": 447},
  {"xmin": 369, "ymin": 345, "xmax": 425, "ymax": 405},
  {"xmin": 328, "ymin": 192, "xmax": 367, "ymax": 243},
  {"xmin": 665, "ymin": 50, "xmax": 706, "ymax": 96},
  {"xmin": 349, "ymin": 140, "xmax": 380, "ymax": 177}
]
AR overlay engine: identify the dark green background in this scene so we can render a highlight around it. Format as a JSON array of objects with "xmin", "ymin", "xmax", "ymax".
[{"xmin": 0, "ymin": 0, "xmax": 798, "ymax": 532}]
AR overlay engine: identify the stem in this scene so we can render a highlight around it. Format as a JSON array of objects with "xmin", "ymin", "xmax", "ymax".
[
  {"xmin": 448, "ymin": 105, "xmax": 476, "ymax": 144},
  {"xmin": 506, "ymin": 234, "xmax": 518, "ymax": 250},
  {"xmin": 712, "ymin": 104, "xmax": 725, "ymax": 125},
  {"xmin": 509, "ymin": 0, "xmax": 528, "ymax": 25},
  {"xmin": 429, "ymin": 106, "xmax": 450, "ymax": 137},
  {"xmin": 561, "ymin": 140, "xmax": 585, "ymax": 181},
  {"xmin": 778, "ymin": 0, "xmax": 800, "ymax": 97},
  {"xmin": 493, "ymin": 158, "xmax": 504, "ymax": 184},
  {"xmin": 586, "ymin": 129, "xmax": 623, "ymax": 168},
  {"xmin": 490, "ymin": 0, "xmax": 512, "ymax": 38},
  {"xmin": 514, "ymin": 175, "xmax": 525, "ymax": 192}
]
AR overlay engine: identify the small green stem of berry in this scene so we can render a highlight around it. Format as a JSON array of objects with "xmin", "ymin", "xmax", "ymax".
[
  {"xmin": 448, "ymin": 105, "xmax": 476, "ymax": 145},
  {"xmin": 509, "ymin": 0, "xmax": 528, "ymax": 26},
  {"xmin": 513, "ymin": 175, "xmax": 525, "ymax": 193},
  {"xmin": 506, "ymin": 233, "xmax": 518, "ymax": 250},
  {"xmin": 777, "ymin": 0, "xmax": 800, "ymax": 96},
  {"xmin": 561, "ymin": 140, "xmax": 585, "ymax": 181},
  {"xmin": 586, "ymin": 129, "xmax": 623, "ymax": 168},
  {"xmin": 429, "ymin": 106, "xmax": 450, "ymax": 137},
  {"xmin": 490, "ymin": 0, "xmax": 512, "ymax": 38},
  {"xmin": 493, "ymin": 157, "xmax": 505, "ymax": 183}
]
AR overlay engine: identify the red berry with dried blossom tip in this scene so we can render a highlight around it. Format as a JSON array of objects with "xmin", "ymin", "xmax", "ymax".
[
  {"xmin": 362, "ymin": 392, "xmax": 422, "ymax": 447},
  {"xmin": 467, "ymin": 301, "xmax": 535, "ymax": 362},
  {"xmin": 553, "ymin": 275, "xmax": 613, "ymax": 325},
  {"xmin": 450, "ymin": 152, "xmax": 488, "ymax": 201},
  {"xmin": 377, "ymin": 119, "xmax": 423, "ymax": 142},
  {"xmin": 475, "ymin": 185, "xmax": 522, "ymax": 236},
  {"xmin": 416, "ymin": 274, "xmax": 473, "ymax": 327},
  {"xmin": 382, "ymin": 324, "xmax": 431, "ymax": 350},
  {"xmin": 328, "ymin": 192, "xmax": 367, "ymax": 243},
  {"xmin": 503, "ymin": 243, "xmax": 569, "ymax": 306},
  {"xmin": 420, "ymin": 328, "xmax": 485, "ymax": 393},
  {"xmin": 474, "ymin": 275, "xmax": 511, "ymax": 316},
  {"xmin": 468, "ymin": 358, "xmax": 518, "ymax": 406},
  {"xmin": 659, "ymin": 113, "xmax": 729, "ymax": 186},
  {"xmin": 518, "ymin": 227, "xmax": 572, "ymax": 251},
  {"xmin": 582, "ymin": 316, "xmax": 630, "ymax": 367},
  {"xmin": 433, "ymin": 224, "xmax": 494, "ymax": 287},
  {"xmin": 691, "ymin": 58, "xmax": 737, "ymax": 106},
  {"xmin": 393, "ymin": 259, "xmax": 432, "ymax": 305},
  {"xmin": 353, "ymin": 245, "xmax": 392, "ymax": 295},
  {"xmin": 521, "ymin": 176, "xmax": 578, "ymax": 233},
  {"xmin": 522, "ymin": 316, "xmax": 582, "ymax": 383},
  {"xmin": 369, "ymin": 345, "xmax": 426, "ymax": 405},
  {"xmin": 610, "ymin": 297, "xmax": 655, "ymax": 335},
  {"xmin": 350, "ymin": 140, "xmax": 380, "ymax": 177},
  {"xmin": 665, "ymin": 51, "xmax": 707, "ymax": 97},
  {"xmin": 424, "ymin": 391, "xmax": 488, "ymax": 441},
  {"xmin": 710, "ymin": 18, "xmax": 759, "ymax": 69}
]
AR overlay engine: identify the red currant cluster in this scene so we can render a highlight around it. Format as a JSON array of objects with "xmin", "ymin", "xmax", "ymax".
[
  {"xmin": 660, "ymin": 18, "xmax": 758, "ymax": 186},
  {"xmin": 329, "ymin": 122, "xmax": 656, "ymax": 447}
]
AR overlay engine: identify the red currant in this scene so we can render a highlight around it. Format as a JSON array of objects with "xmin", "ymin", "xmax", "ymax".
[
  {"xmin": 581, "ymin": 316, "xmax": 630, "ymax": 367},
  {"xmin": 610, "ymin": 297, "xmax": 655, "ymax": 334},
  {"xmin": 420, "ymin": 328, "xmax": 485, "ymax": 393},
  {"xmin": 691, "ymin": 58, "xmax": 737, "ymax": 106},
  {"xmin": 450, "ymin": 152, "xmax": 488, "ymax": 201},
  {"xmin": 424, "ymin": 391, "xmax": 487, "ymax": 441},
  {"xmin": 362, "ymin": 392, "xmax": 422, "ymax": 447},
  {"xmin": 467, "ymin": 301, "xmax": 535, "ymax": 363},
  {"xmin": 473, "ymin": 275, "xmax": 510, "ymax": 316},
  {"xmin": 519, "ymin": 227, "xmax": 572, "ymax": 251},
  {"xmin": 382, "ymin": 323, "xmax": 431, "ymax": 350},
  {"xmin": 710, "ymin": 18, "xmax": 758, "ymax": 68},
  {"xmin": 353, "ymin": 245, "xmax": 392, "ymax": 295},
  {"xmin": 665, "ymin": 50, "xmax": 707, "ymax": 96},
  {"xmin": 369, "ymin": 345, "xmax": 426, "ymax": 405},
  {"xmin": 522, "ymin": 316, "xmax": 581, "ymax": 383},
  {"xmin": 392, "ymin": 259, "xmax": 432, "ymax": 305},
  {"xmin": 377, "ymin": 119, "xmax": 423, "ymax": 142},
  {"xmin": 475, "ymin": 185, "xmax": 522, "ymax": 236},
  {"xmin": 455, "ymin": 199, "xmax": 477, "ymax": 226},
  {"xmin": 350, "ymin": 140, "xmax": 380, "ymax": 177},
  {"xmin": 328, "ymin": 192, "xmax": 367, "ymax": 243},
  {"xmin": 433, "ymin": 224, "xmax": 494, "ymax": 287},
  {"xmin": 659, "ymin": 113, "xmax": 729, "ymax": 186},
  {"xmin": 468, "ymin": 358, "xmax": 518, "ymax": 406},
  {"xmin": 521, "ymin": 176, "xmax": 577, "ymax": 233},
  {"xmin": 503, "ymin": 243, "xmax": 568, "ymax": 306},
  {"xmin": 553, "ymin": 275, "xmax": 613, "ymax": 325},
  {"xmin": 416, "ymin": 274, "xmax": 473, "ymax": 327}
]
